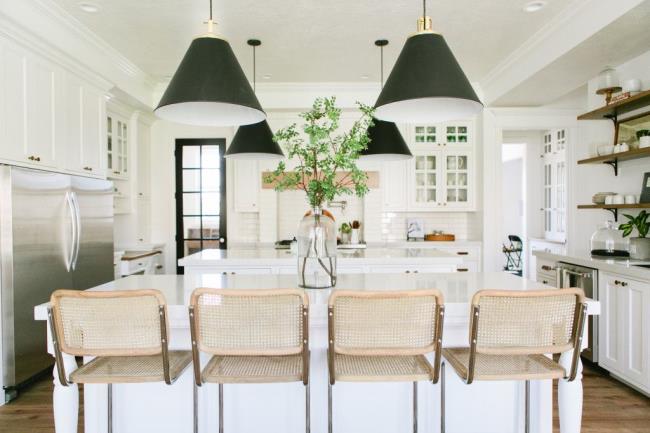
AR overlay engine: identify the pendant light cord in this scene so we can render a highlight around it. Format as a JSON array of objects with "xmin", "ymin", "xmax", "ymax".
[
  {"xmin": 209, "ymin": 0, "xmax": 213, "ymax": 21},
  {"xmin": 423, "ymin": 0, "xmax": 426, "ymax": 20},
  {"xmin": 253, "ymin": 44, "xmax": 256, "ymax": 93},
  {"xmin": 380, "ymin": 45, "xmax": 384, "ymax": 89}
]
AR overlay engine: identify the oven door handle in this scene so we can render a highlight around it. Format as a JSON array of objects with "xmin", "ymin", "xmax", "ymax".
[{"xmin": 561, "ymin": 269, "xmax": 592, "ymax": 279}]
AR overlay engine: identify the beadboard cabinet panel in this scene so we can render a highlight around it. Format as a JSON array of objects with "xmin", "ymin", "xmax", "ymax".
[{"xmin": 0, "ymin": 44, "xmax": 27, "ymax": 163}]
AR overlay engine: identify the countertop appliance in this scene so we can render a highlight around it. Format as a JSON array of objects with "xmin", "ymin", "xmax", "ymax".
[
  {"xmin": 0, "ymin": 166, "xmax": 114, "ymax": 400},
  {"xmin": 556, "ymin": 262, "xmax": 598, "ymax": 363}
]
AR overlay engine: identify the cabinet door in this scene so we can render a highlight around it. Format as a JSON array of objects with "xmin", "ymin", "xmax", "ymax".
[
  {"xmin": 409, "ymin": 151, "xmax": 442, "ymax": 209},
  {"xmin": 620, "ymin": 278, "xmax": 649, "ymax": 388},
  {"xmin": 443, "ymin": 151, "xmax": 472, "ymax": 209},
  {"xmin": 107, "ymin": 114, "xmax": 129, "ymax": 179},
  {"xmin": 63, "ymin": 76, "xmax": 83, "ymax": 173},
  {"xmin": 136, "ymin": 198, "xmax": 151, "ymax": 244},
  {"xmin": 233, "ymin": 159, "xmax": 260, "ymax": 212},
  {"xmin": 599, "ymin": 275, "xmax": 625, "ymax": 373},
  {"xmin": 381, "ymin": 160, "xmax": 408, "ymax": 210},
  {"xmin": 80, "ymin": 86, "xmax": 103, "ymax": 173},
  {"xmin": 412, "ymin": 125, "xmax": 440, "ymax": 146},
  {"xmin": 442, "ymin": 122, "xmax": 472, "ymax": 148},
  {"xmin": 137, "ymin": 122, "xmax": 151, "ymax": 198},
  {"xmin": 24, "ymin": 55, "xmax": 57, "ymax": 167},
  {"xmin": 0, "ymin": 44, "xmax": 26, "ymax": 162}
]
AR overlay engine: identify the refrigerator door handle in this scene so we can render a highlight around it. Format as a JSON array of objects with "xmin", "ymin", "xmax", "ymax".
[
  {"xmin": 65, "ymin": 191, "xmax": 76, "ymax": 272},
  {"xmin": 71, "ymin": 192, "xmax": 81, "ymax": 270}
]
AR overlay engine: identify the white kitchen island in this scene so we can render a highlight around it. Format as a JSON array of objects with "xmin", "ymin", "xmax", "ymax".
[
  {"xmin": 34, "ymin": 273, "xmax": 599, "ymax": 433},
  {"xmin": 178, "ymin": 246, "xmax": 464, "ymax": 275}
]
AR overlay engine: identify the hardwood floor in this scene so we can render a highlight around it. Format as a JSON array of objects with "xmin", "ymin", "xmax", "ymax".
[{"xmin": 0, "ymin": 364, "xmax": 647, "ymax": 432}]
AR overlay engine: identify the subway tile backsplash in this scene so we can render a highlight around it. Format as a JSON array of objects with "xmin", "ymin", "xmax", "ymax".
[{"xmin": 380, "ymin": 211, "xmax": 481, "ymax": 241}]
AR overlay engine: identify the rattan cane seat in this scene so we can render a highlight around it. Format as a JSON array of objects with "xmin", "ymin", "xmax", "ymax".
[
  {"xmin": 70, "ymin": 351, "xmax": 192, "ymax": 384},
  {"xmin": 442, "ymin": 348, "xmax": 566, "ymax": 381},
  {"xmin": 201, "ymin": 354, "xmax": 304, "ymax": 384},
  {"xmin": 334, "ymin": 354, "xmax": 433, "ymax": 382}
]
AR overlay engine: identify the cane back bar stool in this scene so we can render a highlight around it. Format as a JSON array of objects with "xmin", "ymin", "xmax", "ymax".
[
  {"xmin": 48, "ymin": 289, "xmax": 192, "ymax": 433},
  {"xmin": 189, "ymin": 288, "xmax": 310, "ymax": 433},
  {"xmin": 327, "ymin": 290, "xmax": 445, "ymax": 433},
  {"xmin": 440, "ymin": 288, "xmax": 587, "ymax": 433}
]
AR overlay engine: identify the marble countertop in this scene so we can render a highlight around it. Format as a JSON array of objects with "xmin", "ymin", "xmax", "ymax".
[
  {"xmin": 533, "ymin": 251, "xmax": 650, "ymax": 280},
  {"xmin": 34, "ymin": 272, "xmax": 599, "ymax": 324},
  {"xmin": 178, "ymin": 246, "xmax": 463, "ymax": 267}
]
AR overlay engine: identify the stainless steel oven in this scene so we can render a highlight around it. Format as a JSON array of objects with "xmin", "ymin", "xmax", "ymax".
[{"xmin": 556, "ymin": 262, "xmax": 598, "ymax": 362}]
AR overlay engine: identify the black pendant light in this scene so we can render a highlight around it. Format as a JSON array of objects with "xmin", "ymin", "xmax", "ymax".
[
  {"xmin": 155, "ymin": 0, "xmax": 265, "ymax": 126},
  {"xmin": 225, "ymin": 40, "xmax": 284, "ymax": 160},
  {"xmin": 374, "ymin": 0, "xmax": 483, "ymax": 123},
  {"xmin": 361, "ymin": 40, "xmax": 412, "ymax": 161}
]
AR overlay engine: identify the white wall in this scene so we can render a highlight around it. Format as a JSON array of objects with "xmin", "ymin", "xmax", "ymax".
[
  {"xmin": 501, "ymin": 151, "xmax": 524, "ymax": 241},
  {"xmin": 149, "ymin": 120, "xmax": 235, "ymax": 271},
  {"xmin": 569, "ymin": 49, "xmax": 650, "ymax": 257}
]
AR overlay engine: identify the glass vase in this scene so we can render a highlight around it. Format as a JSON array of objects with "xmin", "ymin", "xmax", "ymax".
[{"xmin": 296, "ymin": 207, "xmax": 337, "ymax": 289}]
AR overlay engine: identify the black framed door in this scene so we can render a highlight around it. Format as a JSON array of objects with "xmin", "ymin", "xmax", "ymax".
[{"xmin": 175, "ymin": 138, "xmax": 227, "ymax": 274}]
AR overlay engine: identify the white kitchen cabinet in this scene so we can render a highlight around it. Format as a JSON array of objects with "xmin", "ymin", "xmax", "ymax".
[
  {"xmin": 233, "ymin": 159, "xmax": 260, "ymax": 212},
  {"xmin": 136, "ymin": 198, "xmax": 151, "ymax": 243},
  {"xmin": 0, "ymin": 37, "xmax": 107, "ymax": 178},
  {"xmin": 599, "ymin": 272, "xmax": 650, "ymax": 393},
  {"xmin": 107, "ymin": 112, "xmax": 129, "ymax": 179},
  {"xmin": 541, "ymin": 129, "xmax": 567, "ymax": 242},
  {"xmin": 137, "ymin": 121, "xmax": 151, "ymax": 198},
  {"xmin": 381, "ymin": 160, "xmax": 409, "ymax": 210}
]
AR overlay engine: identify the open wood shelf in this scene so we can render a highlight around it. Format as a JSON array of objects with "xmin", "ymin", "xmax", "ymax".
[
  {"xmin": 578, "ymin": 89, "xmax": 650, "ymax": 120},
  {"xmin": 577, "ymin": 147, "xmax": 650, "ymax": 175},
  {"xmin": 577, "ymin": 203, "xmax": 650, "ymax": 221}
]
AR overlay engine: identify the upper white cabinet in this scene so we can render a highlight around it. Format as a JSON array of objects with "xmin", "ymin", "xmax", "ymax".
[
  {"xmin": 0, "ymin": 36, "xmax": 107, "ymax": 178},
  {"xmin": 233, "ymin": 159, "xmax": 260, "ymax": 212},
  {"xmin": 385, "ymin": 121, "xmax": 475, "ymax": 212},
  {"xmin": 541, "ymin": 129, "xmax": 567, "ymax": 242},
  {"xmin": 106, "ymin": 112, "xmax": 129, "ymax": 179}
]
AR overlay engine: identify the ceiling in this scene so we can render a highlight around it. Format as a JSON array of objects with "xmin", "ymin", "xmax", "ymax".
[
  {"xmin": 51, "ymin": 0, "xmax": 571, "ymax": 84},
  {"xmin": 492, "ymin": 1, "xmax": 650, "ymax": 107}
]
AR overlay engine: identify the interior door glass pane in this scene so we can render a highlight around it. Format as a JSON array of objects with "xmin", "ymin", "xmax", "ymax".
[
  {"xmin": 202, "ymin": 192, "xmax": 220, "ymax": 215},
  {"xmin": 202, "ymin": 217, "xmax": 220, "ymax": 238},
  {"xmin": 427, "ymin": 189, "xmax": 436, "ymax": 202},
  {"xmin": 183, "ymin": 170, "xmax": 200, "ymax": 191},
  {"xmin": 183, "ymin": 147, "xmax": 201, "ymax": 168},
  {"xmin": 183, "ymin": 193, "xmax": 201, "ymax": 215},
  {"xmin": 202, "ymin": 146, "xmax": 220, "ymax": 168},
  {"xmin": 447, "ymin": 156, "xmax": 457, "ymax": 170},
  {"xmin": 202, "ymin": 240, "xmax": 220, "ymax": 250},
  {"xmin": 184, "ymin": 240, "xmax": 202, "ymax": 256},
  {"xmin": 202, "ymin": 169, "xmax": 220, "ymax": 191},
  {"xmin": 416, "ymin": 173, "xmax": 425, "ymax": 186},
  {"xmin": 184, "ymin": 217, "xmax": 201, "ymax": 239}
]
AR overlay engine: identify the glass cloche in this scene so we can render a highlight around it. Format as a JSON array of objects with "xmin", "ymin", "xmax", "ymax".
[{"xmin": 590, "ymin": 220, "xmax": 630, "ymax": 257}]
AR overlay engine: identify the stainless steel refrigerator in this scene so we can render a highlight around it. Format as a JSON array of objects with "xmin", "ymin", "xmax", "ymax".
[{"xmin": 0, "ymin": 166, "xmax": 114, "ymax": 396}]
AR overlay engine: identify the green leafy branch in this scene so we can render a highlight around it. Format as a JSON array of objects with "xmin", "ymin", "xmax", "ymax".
[
  {"xmin": 263, "ymin": 97, "xmax": 374, "ymax": 208},
  {"xmin": 619, "ymin": 210, "xmax": 650, "ymax": 238}
]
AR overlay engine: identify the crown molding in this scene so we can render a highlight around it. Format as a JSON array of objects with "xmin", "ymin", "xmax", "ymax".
[
  {"xmin": 0, "ymin": 0, "xmax": 158, "ymax": 107},
  {"xmin": 480, "ymin": 0, "xmax": 646, "ymax": 105}
]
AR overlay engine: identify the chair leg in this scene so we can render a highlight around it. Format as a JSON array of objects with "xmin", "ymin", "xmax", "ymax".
[
  {"xmin": 107, "ymin": 383, "xmax": 113, "ymax": 433},
  {"xmin": 440, "ymin": 363, "xmax": 446, "ymax": 433},
  {"xmin": 525, "ymin": 380, "xmax": 530, "ymax": 433},
  {"xmin": 412, "ymin": 381, "xmax": 418, "ymax": 433},
  {"xmin": 328, "ymin": 382, "xmax": 333, "ymax": 433},
  {"xmin": 305, "ymin": 383, "xmax": 311, "ymax": 433},
  {"xmin": 193, "ymin": 381, "xmax": 198, "ymax": 433},
  {"xmin": 219, "ymin": 384, "xmax": 224, "ymax": 433}
]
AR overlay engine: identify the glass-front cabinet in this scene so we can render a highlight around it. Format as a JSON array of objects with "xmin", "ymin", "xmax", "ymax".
[
  {"xmin": 106, "ymin": 112, "xmax": 129, "ymax": 179},
  {"xmin": 541, "ymin": 128, "xmax": 567, "ymax": 242},
  {"xmin": 407, "ymin": 121, "xmax": 475, "ymax": 211}
]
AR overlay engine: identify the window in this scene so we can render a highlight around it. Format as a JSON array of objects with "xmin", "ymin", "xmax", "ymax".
[{"xmin": 175, "ymin": 139, "xmax": 227, "ymax": 273}]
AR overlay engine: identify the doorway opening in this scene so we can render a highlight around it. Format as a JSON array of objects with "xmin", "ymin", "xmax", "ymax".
[{"xmin": 174, "ymin": 139, "xmax": 227, "ymax": 274}]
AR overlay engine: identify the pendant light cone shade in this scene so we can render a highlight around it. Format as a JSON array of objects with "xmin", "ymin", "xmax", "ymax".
[
  {"xmin": 361, "ymin": 119, "xmax": 412, "ymax": 161},
  {"xmin": 225, "ymin": 120, "xmax": 284, "ymax": 160},
  {"xmin": 375, "ymin": 32, "xmax": 483, "ymax": 123},
  {"xmin": 155, "ymin": 37, "xmax": 265, "ymax": 126}
]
